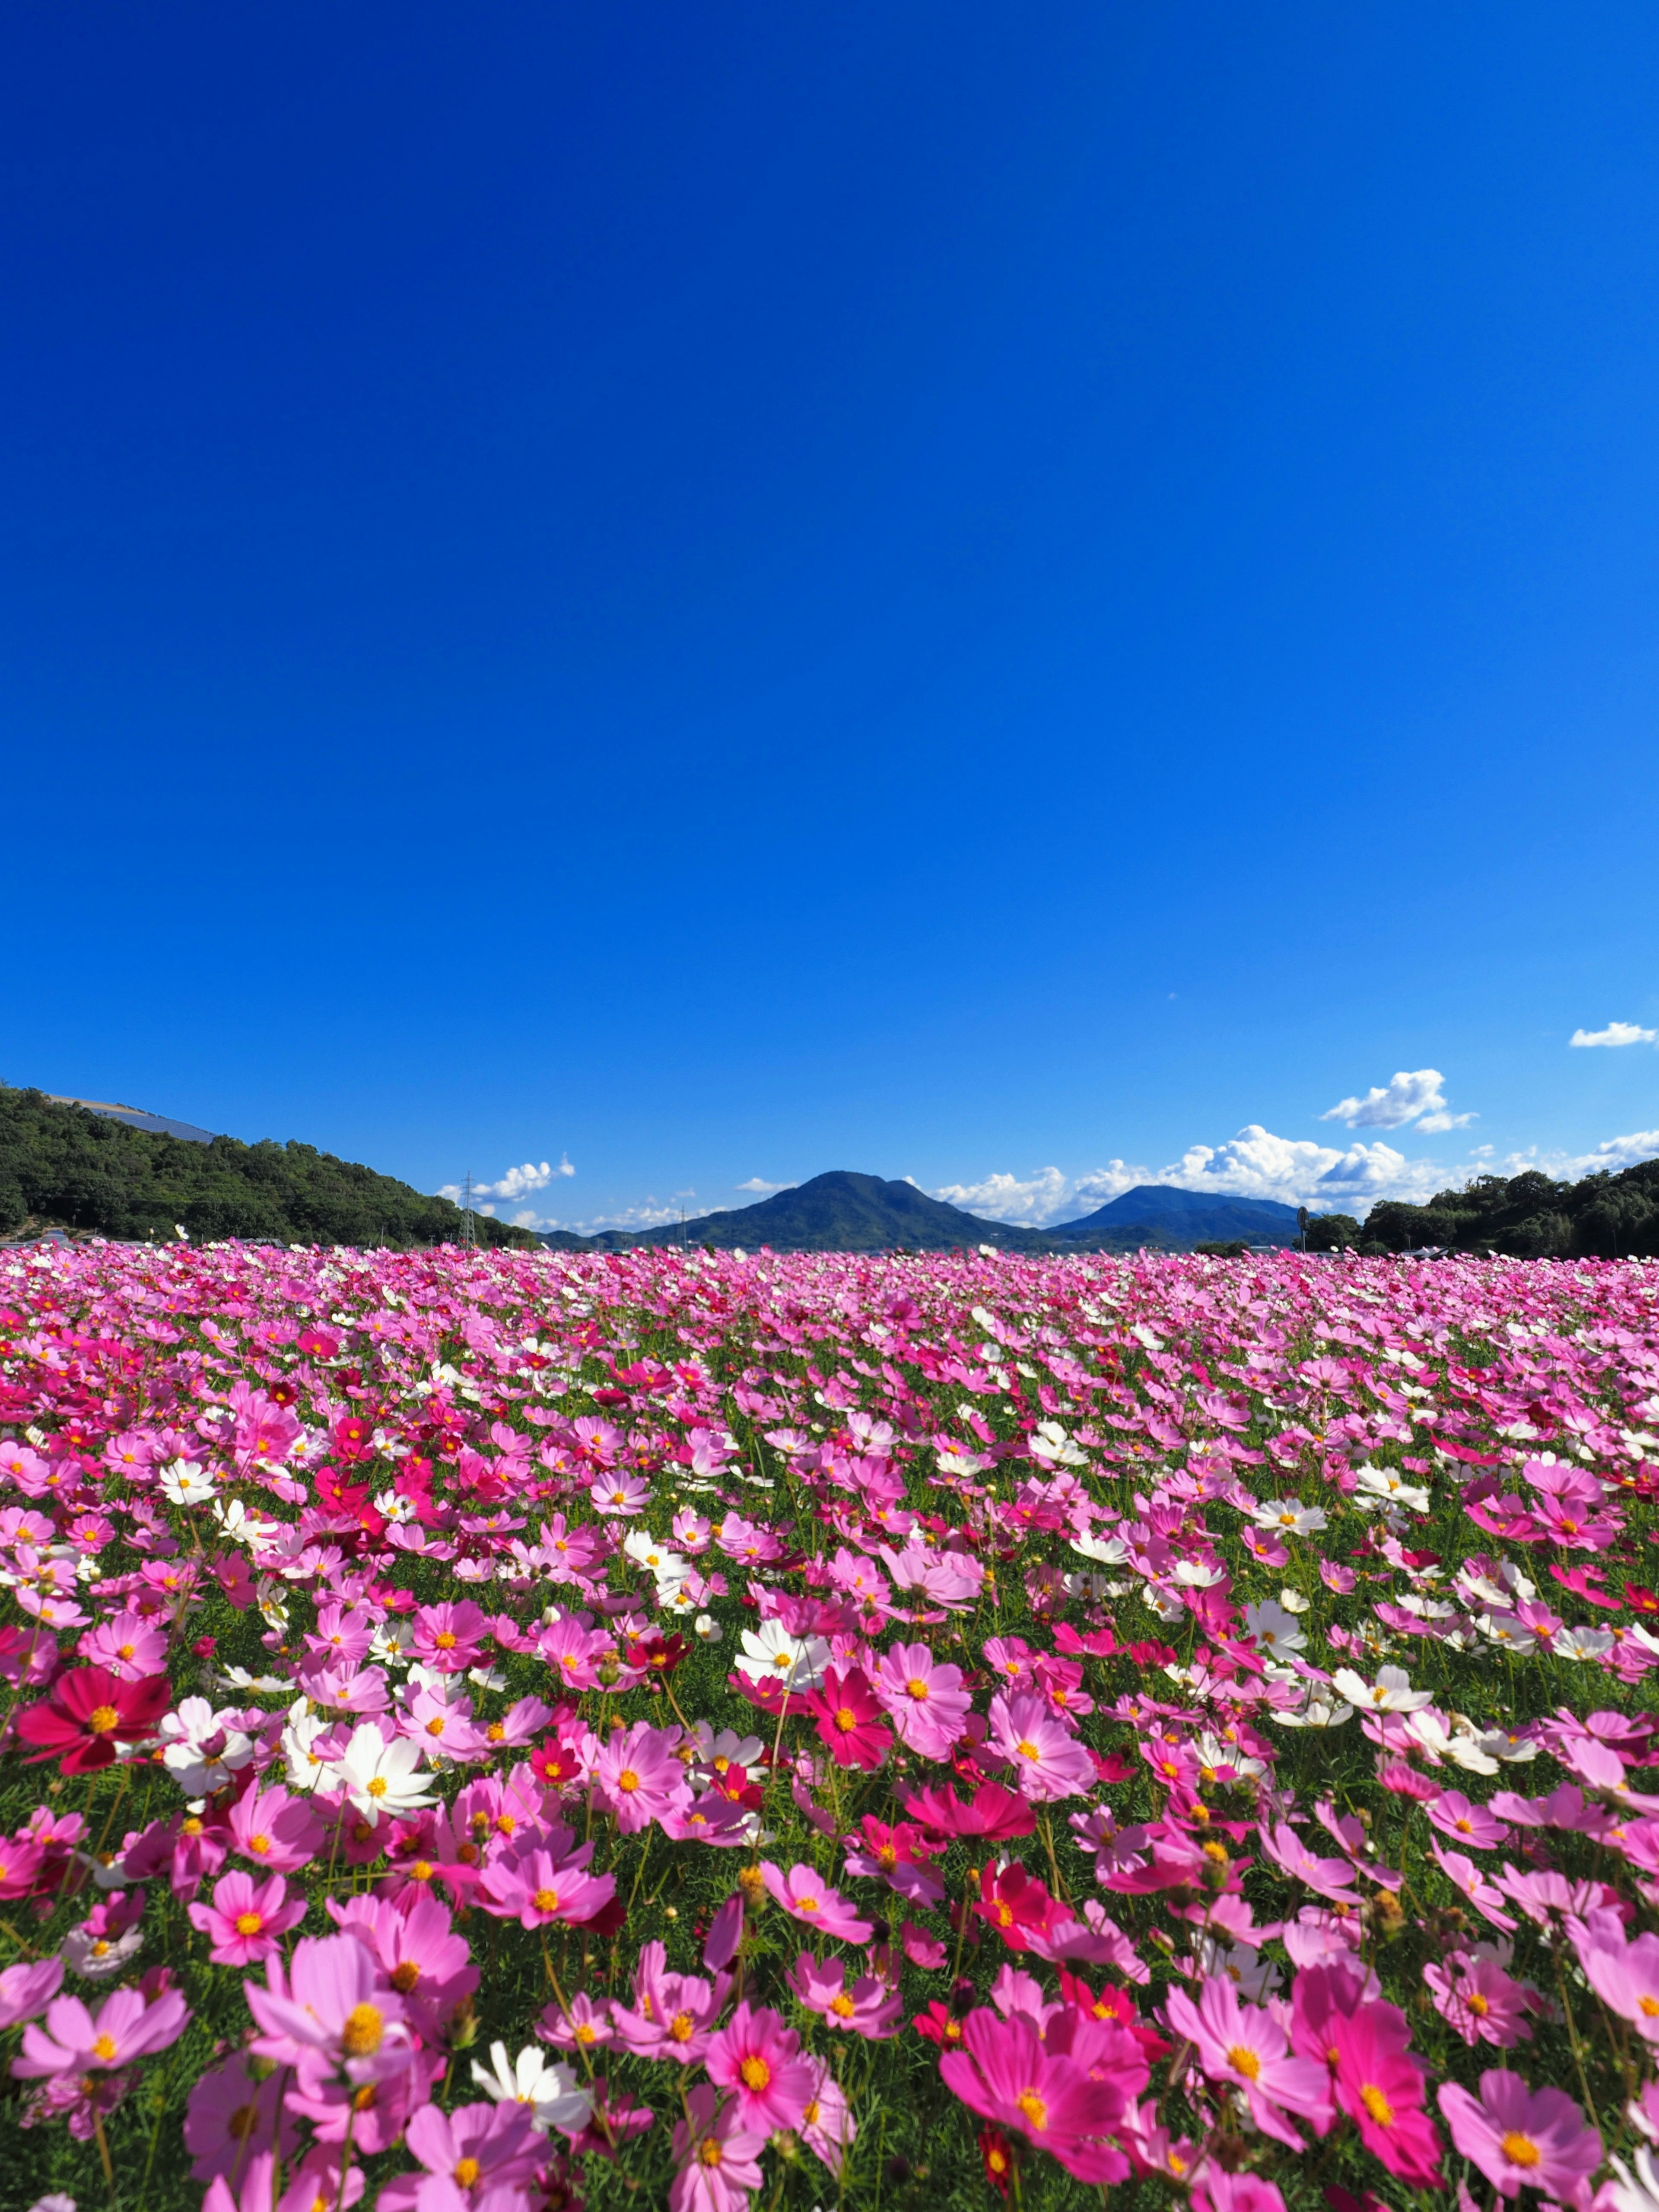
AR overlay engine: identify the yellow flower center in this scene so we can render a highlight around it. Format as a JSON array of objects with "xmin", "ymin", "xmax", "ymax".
[
  {"xmin": 1228, "ymin": 2045, "xmax": 1262, "ymax": 2082},
  {"xmin": 340, "ymin": 2002, "xmax": 384, "ymax": 2056},
  {"xmin": 434, "ymin": 1631, "xmax": 457, "ymax": 1649},
  {"xmin": 234, "ymin": 1911, "xmax": 264, "ymax": 1936},
  {"xmin": 906, "ymin": 1678, "xmax": 929, "ymax": 1700},
  {"xmin": 835, "ymin": 1707, "xmax": 857, "ymax": 1732},
  {"xmin": 87, "ymin": 1704, "xmax": 120, "ymax": 1735},
  {"xmin": 250, "ymin": 1833, "xmax": 271, "ymax": 1855},
  {"xmin": 366, "ymin": 1776, "xmax": 388, "ymax": 1798},
  {"xmin": 699, "ymin": 2138, "xmax": 723, "ymax": 2168},
  {"xmin": 1360, "ymin": 2084, "xmax": 1394, "ymax": 2126},
  {"xmin": 739, "ymin": 2055, "xmax": 772, "ymax": 2091},
  {"xmin": 1015, "ymin": 2089, "xmax": 1048, "ymax": 2131},
  {"xmin": 454, "ymin": 2157, "xmax": 480, "ymax": 2187},
  {"xmin": 228, "ymin": 2101, "xmax": 258, "ymax": 2139},
  {"xmin": 92, "ymin": 2034, "xmax": 118, "ymax": 2061},
  {"xmin": 1017, "ymin": 1739, "xmax": 1042, "ymax": 1762},
  {"xmin": 1502, "ymin": 2133, "xmax": 1541, "ymax": 2169},
  {"xmin": 1642, "ymin": 1997, "xmax": 1659, "ymax": 2018},
  {"xmin": 391, "ymin": 1960, "xmax": 422, "ymax": 1993},
  {"xmin": 534, "ymin": 1888, "xmax": 560, "ymax": 1913},
  {"xmin": 830, "ymin": 1994, "xmax": 855, "ymax": 2018}
]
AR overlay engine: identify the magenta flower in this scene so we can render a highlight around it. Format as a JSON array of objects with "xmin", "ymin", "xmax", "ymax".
[
  {"xmin": 1430, "ymin": 1840, "xmax": 1519, "ymax": 1931},
  {"xmin": 592, "ymin": 1720, "xmax": 693, "ymax": 1833},
  {"xmin": 986, "ymin": 1691, "xmax": 1097, "ymax": 1802},
  {"xmin": 1437, "ymin": 2069, "xmax": 1602, "ymax": 2202},
  {"xmin": 705, "ymin": 2000, "xmax": 816, "ymax": 2131},
  {"xmin": 245, "ymin": 1931, "xmax": 414, "ymax": 2084},
  {"xmin": 410, "ymin": 1599, "xmax": 488, "ymax": 1673},
  {"xmin": 1165, "ymin": 1976, "xmax": 1332, "ymax": 2148},
  {"xmin": 759, "ymin": 1859, "xmax": 874, "ymax": 1942},
  {"xmin": 939, "ymin": 2007, "xmax": 1130, "ymax": 2182},
  {"xmin": 800, "ymin": 1665, "xmax": 893, "ymax": 1769},
  {"xmin": 786, "ymin": 1951, "xmax": 903, "ymax": 2037},
  {"xmin": 188, "ymin": 1869, "xmax": 307, "ymax": 1964},
  {"xmin": 480, "ymin": 1844, "xmax": 616, "ymax": 1929},
  {"xmin": 669, "ymin": 2081, "xmax": 768, "ymax": 2212},
  {"xmin": 228, "ymin": 1782, "xmax": 324, "ymax": 1874},
  {"xmin": 1328, "ymin": 2004, "xmax": 1443, "ymax": 2187},
  {"xmin": 871, "ymin": 1639, "xmax": 972, "ymax": 1758},
  {"xmin": 14, "ymin": 1983, "xmax": 188, "ymax": 2078},
  {"xmin": 77, "ymin": 1610, "xmax": 169, "ymax": 1681}
]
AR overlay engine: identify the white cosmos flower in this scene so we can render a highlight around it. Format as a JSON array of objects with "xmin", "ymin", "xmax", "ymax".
[
  {"xmin": 1273, "ymin": 1693, "xmax": 1354, "ymax": 1729},
  {"xmin": 160, "ymin": 1460, "xmax": 217, "ymax": 1506},
  {"xmin": 623, "ymin": 1531, "xmax": 687, "ymax": 1583},
  {"xmin": 734, "ymin": 1620, "xmax": 828, "ymax": 1691},
  {"xmin": 1354, "ymin": 1465, "xmax": 1431, "ymax": 1513},
  {"xmin": 1278, "ymin": 1587, "xmax": 1311, "ymax": 1615},
  {"xmin": 1554, "ymin": 1625, "xmax": 1616, "ymax": 1662},
  {"xmin": 1329, "ymin": 1665, "xmax": 1433, "ymax": 1713},
  {"xmin": 1403, "ymin": 1710, "xmax": 1500, "ymax": 1774},
  {"xmin": 158, "ymin": 1698, "xmax": 256, "ymax": 1794},
  {"xmin": 1069, "ymin": 1532, "xmax": 1130, "ymax": 1567},
  {"xmin": 693, "ymin": 1614, "xmax": 722, "ymax": 1643},
  {"xmin": 1030, "ymin": 1421, "xmax": 1086, "ymax": 1467},
  {"xmin": 1252, "ymin": 1500, "xmax": 1328, "ymax": 1535},
  {"xmin": 334, "ymin": 1720, "xmax": 437, "ymax": 1825},
  {"xmin": 470, "ymin": 2040, "xmax": 591, "ymax": 2133},
  {"xmin": 1243, "ymin": 1601, "xmax": 1306, "ymax": 1658}
]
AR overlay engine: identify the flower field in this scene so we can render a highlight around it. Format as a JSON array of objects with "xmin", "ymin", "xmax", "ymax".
[{"xmin": 3, "ymin": 1242, "xmax": 1659, "ymax": 2212}]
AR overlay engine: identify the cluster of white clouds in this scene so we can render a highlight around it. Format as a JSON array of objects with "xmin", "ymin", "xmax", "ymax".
[
  {"xmin": 1571, "ymin": 1020, "xmax": 1657, "ymax": 1048},
  {"xmin": 1319, "ymin": 1067, "xmax": 1475, "ymax": 1133},
  {"xmin": 439, "ymin": 1157, "xmax": 577, "ymax": 1230}
]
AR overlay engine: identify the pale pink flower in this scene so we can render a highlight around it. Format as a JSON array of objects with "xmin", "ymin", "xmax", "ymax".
[
  {"xmin": 188, "ymin": 1869, "xmax": 306, "ymax": 1964},
  {"xmin": 871, "ymin": 1639, "xmax": 972, "ymax": 1758},
  {"xmin": 1438, "ymin": 2069, "xmax": 1602, "ymax": 2203},
  {"xmin": 759, "ymin": 1859, "xmax": 873, "ymax": 1942},
  {"xmin": 986, "ymin": 1691, "xmax": 1097, "ymax": 1801},
  {"xmin": 670, "ymin": 2081, "xmax": 767, "ymax": 2212},
  {"xmin": 1165, "ymin": 1975, "xmax": 1332, "ymax": 2148},
  {"xmin": 592, "ymin": 1720, "xmax": 692, "ymax": 1833},
  {"xmin": 786, "ymin": 1951, "xmax": 902, "ymax": 2037}
]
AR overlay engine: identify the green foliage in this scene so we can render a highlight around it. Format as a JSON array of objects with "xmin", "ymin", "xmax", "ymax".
[
  {"xmin": 1363, "ymin": 1158, "xmax": 1659, "ymax": 1258},
  {"xmin": 1304, "ymin": 1211, "xmax": 1362, "ymax": 1251},
  {"xmin": 0, "ymin": 1087, "xmax": 534, "ymax": 1250}
]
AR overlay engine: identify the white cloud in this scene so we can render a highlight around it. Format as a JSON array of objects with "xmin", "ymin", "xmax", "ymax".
[
  {"xmin": 439, "ymin": 1156, "xmax": 575, "ymax": 1207},
  {"xmin": 1570, "ymin": 1021, "xmax": 1656, "ymax": 1048},
  {"xmin": 735, "ymin": 1177, "xmax": 788, "ymax": 1194},
  {"xmin": 1570, "ymin": 1129, "xmax": 1659, "ymax": 1174},
  {"xmin": 1320, "ymin": 1068, "xmax": 1472, "ymax": 1131},
  {"xmin": 1164, "ymin": 1126, "xmax": 1444, "ymax": 1208},
  {"xmin": 932, "ymin": 1167, "xmax": 1074, "ymax": 1224}
]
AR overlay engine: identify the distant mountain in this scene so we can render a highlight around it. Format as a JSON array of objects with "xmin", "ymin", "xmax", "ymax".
[
  {"xmin": 1049, "ymin": 1184, "xmax": 1301, "ymax": 1248},
  {"xmin": 577, "ymin": 1171, "xmax": 1053, "ymax": 1254},
  {"xmin": 551, "ymin": 1170, "xmax": 1306, "ymax": 1254}
]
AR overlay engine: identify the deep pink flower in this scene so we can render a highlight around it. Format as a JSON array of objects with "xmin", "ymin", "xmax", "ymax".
[
  {"xmin": 188, "ymin": 1869, "xmax": 307, "ymax": 1964},
  {"xmin": 376, "ymin": 2098, "xmax": 541, "ymax": 2212},
  {"xmin": 610, "ymin": 1939, "xmax": 730, "ymax": 2063},
  {"xmin": 705, "ymin": 2000, "xmax": 815, "ymax": 2131},
  {"xmin": 759, "ymin": 1859, "xmax": 873, "ymax": 1942},
  {"xmin": 1438, "ymin": 2069, "xmax": 1602, "ymax": 2202},
  {"xmin": 939, "ymin": 2007, "xmax": 1131, "ymax": 2182},
  {"xmin": 1424, "ymin": 1952, "xmax": 1536, "ymax": 2048},
  {"xmin": 0, "ymin": 1955, "xmax": 63, "ymax": 2031},
  {"xmin": 184, "ymin": 2051, "xmax": 299, "ymax": 2181},
  {"xmin": 800, "ymin": 1665, "xmax": 892, "ymax": 1769},
  {"xmin": 77, "ymin": 1610, "xmax": 169, "ymax": 1681},
  {"xmin": 480, "ymin": 1844, "xmax": 616, "ymax": 1930},
  {"xmin": 1577, "ymin": 1920, "xmax": 1659, "ymax": 2043},
  {"xmin": 1426, "ymin": 1790, "xmax": 1511, "ymax": 1852},
  {"xmin": 327, "ymin": 1890, "xmax": 480, "ymax": 2041},
  {"xmin": 15, "ymin": 1664, "xmax": 171, "ymax": 1773},
  {"xmin": 1328, "ymin": 2004, "xmax": 1442, "ymax": 2187}
]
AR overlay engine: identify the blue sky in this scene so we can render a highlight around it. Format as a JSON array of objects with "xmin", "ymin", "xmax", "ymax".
[{"xmin": 6, "ymin": 4, "xmax": 1659, "ymax": 1230}]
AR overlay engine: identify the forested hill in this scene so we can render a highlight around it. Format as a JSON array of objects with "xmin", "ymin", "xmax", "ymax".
[
  {"xmin": 1332, "ymin": 1157, "xmax": 1659, "ymax": 1259},
  {"xmin": 0, "ymin": 1087, "xmax": 534, "ymax": 1249}
]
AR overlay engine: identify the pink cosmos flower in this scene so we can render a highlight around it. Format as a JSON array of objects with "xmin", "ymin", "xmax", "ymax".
[
  {"xmin": 610, "ymin": 1939, "xmax": 731, "ymax": 2064},
  {"xmin": 1430, "ymin": 1840, "xmax": 1519, "ymax": 1931},
  {"xmin": 77, "ymin": 1610, "xmax": 170, "ymax": 1681},
  {"xmin": 591, "ymin": 1720, "xmax": 692, "ymax": 1833},
  {"xmin": 536, "ymin": 1988, "xmax": 614, "ymax": 2054},
  {"xmin": 705, "ymin": 2000, "xmax": 815, "ymax": 2131},
  {"xmin": 184, "ymin": 2051, "xmax": 299, "ymax": 2182},
  {"xmin": 1426, "ymin": 1790, "xmax": 1512, "ymax": 1852},
  {"xmin": 188, "ymin": 1869, "xmax": 307, "ymax": 1965},
  {"xmin": 1164, "ymin": 1976, "xmax": 1332, "ymax": 2148},
  {"xmin": 376, "ymin": 2099, "xmax": 542, "ymax": 2212},
  {"xmin": 786, "ymin": 1952, "xmax": 903, "ymax": 2037},
  {"xmin": 1328, "ymin": 2004, "xmax": 1443, "ymax": 2187},
  {"xmin": 1438, "ymin": 2069, "xmax": 1602, "ymax": 2203},
  {"xmin": 799, "ymin": 2054, "xmax": 857, "ymax": 2177},
  {"xmin": 589, "ymin": 1471, "xmax": 651, "ymax": 1515},
  {"xmin": 480, "ymin": 1844, "xmax": 616, "ymax": 1930},
  {"xmin": 670, "ymin": 2081, "xmax": 768, "ymax": 2212},
  {"xmin": 0, "ymin": 1956, "xmax": 63, "ymax": 2031},
  {"xmin": 327, "ymin": 1891, "xmax": 480, "ymax": 2041},
  {"xmin": 227, "ymin": 1782, "xmax": 323, "ymax": 1875},
  {"xmin": 1577, "ymin": 1921, "xmax": 1659, "ymax": 2042},
  {"xmin": 840, "ymin": 1816, "xmax": 945, "ymax": 1906},
  {"xmin": 202, "ymin": 2149, "xmax": 366, "ymax": 2212},
  {"xmin": 14, "ymin": 1983, "xmax": 188, "ymax": 2078},
  {"xmin": 800, "ymin": 1665, "xmax": 892, "ymax": 1769},
  {"xmin": 759, "ymin": 1860, "xmax": 874, "ymax": 1942},
  {"xmin": 1257, "ymin": 1821, "xmax": 1360, "ymax": 1904},
  {"xmin": 986, "ymin": 1691, "xmax": 1098, "ymax": 1802},
  {"xmin": 939, "ymin": 2008, "xmax": 1131, "ymax": 2183},
  {"xmin": 410, "ymin": 1599, "xmax": 488, "ymax": 1674},
  {"xmin": 1424, "ymin": 1952, "xmax": 1536, "ymax": 2047},
  {"xmin": 245, "ymin": 1931, "xmax": 415, "ymax": 2084},
  {"xmin": 871, "ymin": 1639, "xmax": 972, "ymax": 1758}
]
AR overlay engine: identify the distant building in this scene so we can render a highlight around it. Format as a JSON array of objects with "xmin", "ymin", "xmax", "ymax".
[{"xmin": 49, "ymin": 1097, "xmax": 217, "ymax": 1144}]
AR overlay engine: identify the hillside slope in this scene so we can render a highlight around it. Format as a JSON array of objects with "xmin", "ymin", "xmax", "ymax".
[
  {"xmin": 1050, "ymin": 1183, "xmax": 1300, "ymax": 1246},
  {"xmin": 0, "ymin": 1088, "xmax": 534, "ymax": 1249}
]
